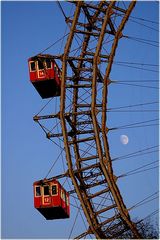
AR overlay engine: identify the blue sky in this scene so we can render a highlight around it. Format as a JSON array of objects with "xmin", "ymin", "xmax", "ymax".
[{"xmin": 2, "ymin": 1, "xmax": 159, "ymax": 239}]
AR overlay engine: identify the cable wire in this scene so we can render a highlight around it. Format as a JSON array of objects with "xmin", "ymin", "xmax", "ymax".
[
  {"xmin": 112, "ymin": 145, "xmax": 159, "ymax": 162},
  {"xmin": 57, "ymin": 1, "xmax": 68, "ymax": 20}
]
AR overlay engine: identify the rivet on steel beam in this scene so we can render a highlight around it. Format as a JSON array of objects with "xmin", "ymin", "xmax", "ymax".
[
  {"xmin": 105, "ymin": 127, "xmax": 109, "ymax": 133},
  {"xmin": 46, "ymin": 132, "xmax": 51, "ymax": 139},
  {"xmin": 107, "ymin": 78, "xmax": 112, "ymax": 85},
  {"xmin": 33, "ymin": 115, "xmax": 39, "ymax": 122}
]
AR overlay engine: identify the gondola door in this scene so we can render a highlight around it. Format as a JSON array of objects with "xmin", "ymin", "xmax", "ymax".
[
  {"xmin": 42, "ymin": 185, "xmax": 51, "ymax": 206},
  {"xmin": 37, "ymin": 60, "xmax": 46, "ymax": 79}
]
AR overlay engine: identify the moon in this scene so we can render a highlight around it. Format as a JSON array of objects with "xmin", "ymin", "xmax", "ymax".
[{"xmin": 120, "ymin": 135, "xmax": 129, "ymax": 145}]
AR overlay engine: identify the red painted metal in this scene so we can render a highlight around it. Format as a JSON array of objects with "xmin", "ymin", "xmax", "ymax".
[
  {"xmin": 33, "ymin": 179, "xmax": 70, "ymax": 220},
  {"xmin": 28, "ymin": 55, "xmax": 61, "ymax": 99}
]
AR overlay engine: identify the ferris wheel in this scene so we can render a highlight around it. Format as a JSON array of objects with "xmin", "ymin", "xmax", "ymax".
[{"xmin": 28, "ymin": 1, "xmax": 159, "ymax": 239}]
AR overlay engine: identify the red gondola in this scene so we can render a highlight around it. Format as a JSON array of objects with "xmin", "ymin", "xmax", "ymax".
[
  {"xmin": 28, "ymin": 54, "xmax": 61, "ymax": 99},
  {"xmin": 33, "ymin": 179, "xmax": 70, "ymax": 220}
]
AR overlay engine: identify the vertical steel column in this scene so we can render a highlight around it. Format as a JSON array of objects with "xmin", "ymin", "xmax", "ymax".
[
  {"xmin": 101, "ymin": 1, "xmax": 142, "ymax": 238},
  {"xmin": 91, "ymin": 1, "xmax": 115, "ymax": 166},
  {"xmin": 60, "ymin": 2, "xmax": 105, "ymax": 238}
]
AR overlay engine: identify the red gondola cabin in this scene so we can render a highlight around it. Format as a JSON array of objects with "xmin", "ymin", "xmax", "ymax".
[
  {"xmin": 33, "ymin": 179, "xmax": 70, "ymax": 220},
  {"xmin": 28, "ymin": 54, "xmax": 61, "ymax": 99}
]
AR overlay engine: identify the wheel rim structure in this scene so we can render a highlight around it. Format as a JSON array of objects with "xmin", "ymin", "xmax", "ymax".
[{"xmin": 34, "ymin": 1, "xmax": 143, "ymax": 239}]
